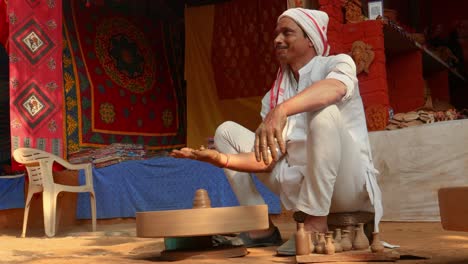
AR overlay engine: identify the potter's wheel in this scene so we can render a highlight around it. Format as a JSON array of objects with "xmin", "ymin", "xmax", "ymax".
[
  {"xmin": 135, "ymin": 189, "xmax": 269, "ymax": 261},
  {"xmin": 136, "ymin": 204, "xmax": 268, "ymax": 237},
  {"xmin": 136, "ymin": 189, "xmax": 268, "ymax": 237}
]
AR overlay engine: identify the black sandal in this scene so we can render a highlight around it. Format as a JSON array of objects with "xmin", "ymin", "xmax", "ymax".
[{"xmin": 238, "ymin": 226, "xmax": 283, "ymax": 247}]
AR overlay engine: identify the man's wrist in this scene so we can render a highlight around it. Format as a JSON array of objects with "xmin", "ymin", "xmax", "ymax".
[
  {"xmin": 277, "ymin": 101, "xmax": 289, "ymax": 117},
  {"xmin": 215, "ymin": 152, "xmax": 230, "ymax": 168},
  {"xmin": 221, "ymin": 153, "xmax": 230, "ymax": 168}
]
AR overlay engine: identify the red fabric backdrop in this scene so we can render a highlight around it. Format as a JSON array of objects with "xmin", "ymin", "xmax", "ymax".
[
  {"xmin": 0, "ymin": 0, "xmax": 8, "ymax": 49},
  {"xmin": 212, "ymin": 0, "xmax": 286, "ymax": 99}
]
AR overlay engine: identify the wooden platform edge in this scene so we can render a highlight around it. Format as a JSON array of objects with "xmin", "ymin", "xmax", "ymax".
[{"xmin": 296, "ymin": 249, "xmax": 400, "ymax": 263}]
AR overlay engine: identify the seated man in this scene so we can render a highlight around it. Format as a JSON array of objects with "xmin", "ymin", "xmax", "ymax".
[{"xmin": 171, "ymin": 7, "xmax": 383, "ymax": 251}]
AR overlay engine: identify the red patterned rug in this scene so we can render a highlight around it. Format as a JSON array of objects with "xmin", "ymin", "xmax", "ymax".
[{"xmin": 63, "ymin": 0, "xmax": 185, "ymax": 151}]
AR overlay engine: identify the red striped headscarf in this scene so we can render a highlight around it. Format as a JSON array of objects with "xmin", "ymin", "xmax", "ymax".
[{"xmin": 278, "ymin": 8, "xmax": 330, "ymax": 56}]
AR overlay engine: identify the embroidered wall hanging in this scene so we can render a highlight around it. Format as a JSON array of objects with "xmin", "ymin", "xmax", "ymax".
[{"xmin": 9, "ymin": 0, "xmax": 64, "ymax": 156}]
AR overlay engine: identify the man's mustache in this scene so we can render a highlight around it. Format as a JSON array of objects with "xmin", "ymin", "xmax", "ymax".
[{"xmin": 275, "ymin": 45, "xmax": 288, "ymax": 49}]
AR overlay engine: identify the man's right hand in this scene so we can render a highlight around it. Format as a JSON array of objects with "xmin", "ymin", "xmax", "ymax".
[{"xmin": 255, "ymin": 104, "xmax": 287, "ymax": 165}]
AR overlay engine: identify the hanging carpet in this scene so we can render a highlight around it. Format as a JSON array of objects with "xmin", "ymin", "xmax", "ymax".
[{"xmin": 63, "ymin": 0, "xmax": 186, "ymax": 152}]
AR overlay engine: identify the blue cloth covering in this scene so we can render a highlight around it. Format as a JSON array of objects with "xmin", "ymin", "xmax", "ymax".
[
  {"xmin": 77, "ymin": 157, "xmax": 280, "ymax": 219},
  {"xmin": 0, "ymin": 176, "xmax": 25, "ymax": 210}
]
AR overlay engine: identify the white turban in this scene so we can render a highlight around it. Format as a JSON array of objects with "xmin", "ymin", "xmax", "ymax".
[{"xmin": 278, "ymin": 8, "xmax": 330, "ymax": 56}]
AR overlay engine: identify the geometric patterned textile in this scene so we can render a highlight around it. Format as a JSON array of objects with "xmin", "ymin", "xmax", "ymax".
[
  {"xmin": 12, "ymin": 19, "xmax": 55, "ymax": 65},
  {"xmin": 212, "ymin": 0, "xmax": 286, "ymax": 99},
  {"xmin": 12, "ymin": 82, "xmax": 55, "ymax": 130},
  {"xmin": 63, "ymin": 0, "xmax": 186, "ymax": 152},
  {"xmin": 8, "ymin": 0, "xmax": 64, "ymax": 157}
]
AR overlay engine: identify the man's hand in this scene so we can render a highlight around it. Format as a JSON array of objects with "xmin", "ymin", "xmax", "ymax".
[
  {"xmin": 170, "ymin": 147, "xmax": 198, "ymax": 159},
  {"xmin": 170, "ymin": 147, "xmax": 225, "ymax": 167},
  {"xmin": 255, "ymin": 104, "xmax": 287, "ymax": 165}
]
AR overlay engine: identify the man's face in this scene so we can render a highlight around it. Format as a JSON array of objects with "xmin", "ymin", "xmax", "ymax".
[{"xmin": 274, "ymin": 17, "xmax": 312, "ymax": 65}]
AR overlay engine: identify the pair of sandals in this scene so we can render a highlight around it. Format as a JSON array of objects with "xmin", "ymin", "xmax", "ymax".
[{"xmin": 213, "ymin": 227, "xmax": 296, "ymax": 255}]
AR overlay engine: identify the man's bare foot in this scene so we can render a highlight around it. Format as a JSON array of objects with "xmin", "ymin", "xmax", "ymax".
[{"xmin": 304, "ymin": 215, "xmax": 328, "ymax": 233}]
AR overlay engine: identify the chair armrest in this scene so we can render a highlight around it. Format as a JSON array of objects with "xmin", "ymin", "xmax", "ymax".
[
  {"xmin": 52, "ymin": 157, "xmax": 94, "ymax": 186},
  {"xmin": 53, "ymin": 156, "xmax": 92, "ymax": 171},
  {"xmin": 62, "ymin": 162, "xmax": 92, "ymax": 171}
]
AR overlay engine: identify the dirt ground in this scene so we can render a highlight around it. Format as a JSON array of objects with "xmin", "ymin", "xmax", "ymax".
[{"xmin": 1, "ymin": 218, "xmax": 468, "ymax": 264}]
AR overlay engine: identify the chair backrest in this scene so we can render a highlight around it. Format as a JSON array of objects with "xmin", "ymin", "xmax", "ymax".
[{"xmin": 12, "ymin": 148, "xmax": 56, "ymax": 188}]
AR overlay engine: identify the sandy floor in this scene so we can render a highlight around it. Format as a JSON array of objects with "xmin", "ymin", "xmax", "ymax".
[{"xmin": 1, "ymin": 220, "xmax": 468, "ymax": 264}]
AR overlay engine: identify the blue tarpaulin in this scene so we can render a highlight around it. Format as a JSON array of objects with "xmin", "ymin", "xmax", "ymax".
[
  {"xmin": 0, "ymin": 176, "xmax": 25, "ymax": 210},
  {"xmin": 77, "ymin": 157, "xmax": 280, "ymax": 219}
]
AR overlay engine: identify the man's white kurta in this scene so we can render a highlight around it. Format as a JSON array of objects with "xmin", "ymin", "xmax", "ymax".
[{"xmin": 260, "ymin": 54, "xmax": 383, "ymax": 230}]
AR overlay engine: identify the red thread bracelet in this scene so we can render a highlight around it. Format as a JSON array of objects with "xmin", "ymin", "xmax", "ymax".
[{"xmin": 223, "ymin": 153, "xmax": 230, "ymax": 168}]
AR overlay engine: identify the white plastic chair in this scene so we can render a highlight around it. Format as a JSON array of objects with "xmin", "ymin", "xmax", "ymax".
[{"xmin": 13, "ymin": 147, "xmax": 96, "ymax": 237}]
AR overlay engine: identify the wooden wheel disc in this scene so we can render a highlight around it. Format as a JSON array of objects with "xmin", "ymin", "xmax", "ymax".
[{"xmin": 136, "ymin": 204, "xmax": 269, "ymax": 238}]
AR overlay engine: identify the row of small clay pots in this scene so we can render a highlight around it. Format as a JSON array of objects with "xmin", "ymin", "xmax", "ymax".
[{"xmin": 296, "ymin": 223, "xmax": 385, "ymax": 255}]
